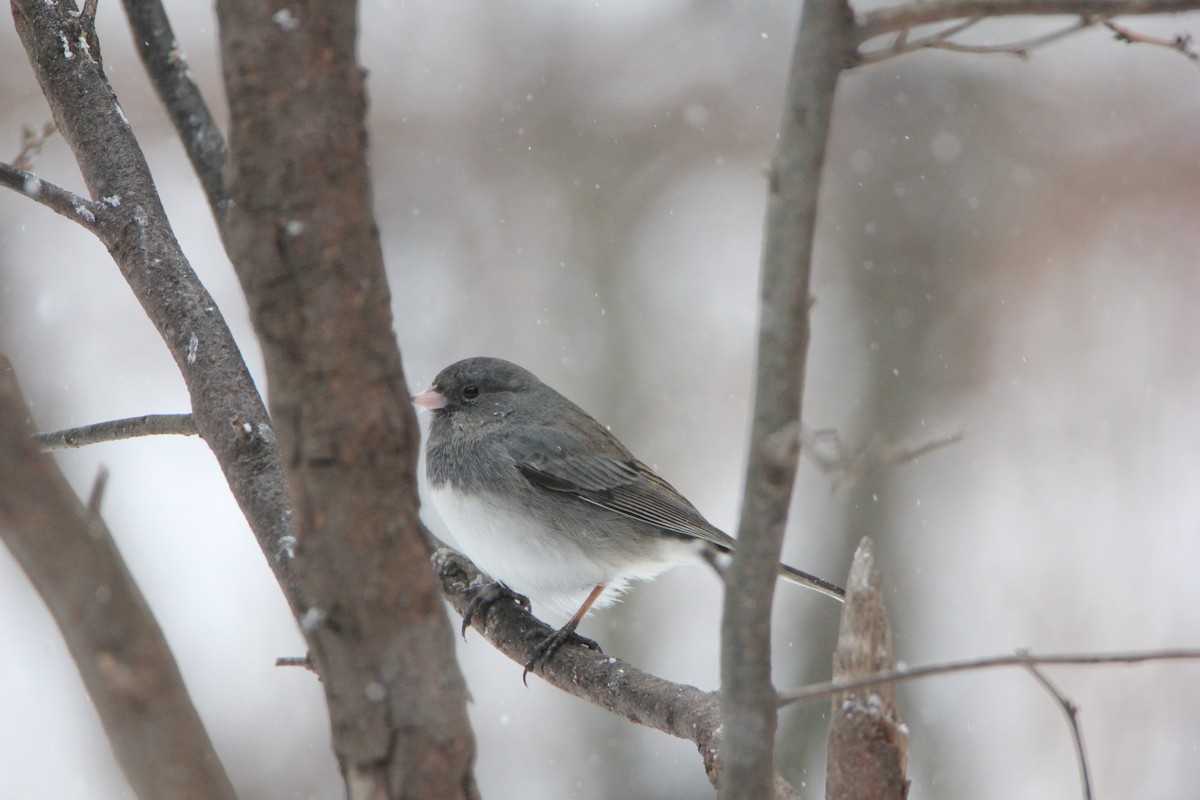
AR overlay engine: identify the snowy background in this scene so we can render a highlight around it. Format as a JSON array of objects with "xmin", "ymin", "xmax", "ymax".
[{"xmin": 2, "ymin": 2, "xmax": 1199, "ymax": 798}]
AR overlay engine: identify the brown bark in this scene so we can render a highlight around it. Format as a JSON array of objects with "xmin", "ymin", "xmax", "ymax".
[
  {"xmin": 0, "ymin": 358, "xmax": 236, "ymax": 800},
  {"xmin": 9, "ymin": 0, "xmax": 478, "ymax": 795},
  {"xmin": 213, "ymin": 2, "xmax": 477, "ymax": 796},
  {"xmin": 826, "ymin": 538, "xmax": 909, "ymax": 800}
]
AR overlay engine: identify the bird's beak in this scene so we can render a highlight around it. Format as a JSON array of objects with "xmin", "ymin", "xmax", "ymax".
[{"xmin": 412, "ymin": 387, "xmax": 448, "ymax": 411}]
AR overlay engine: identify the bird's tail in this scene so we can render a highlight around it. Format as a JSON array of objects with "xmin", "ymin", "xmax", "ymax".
[
  {"xmin": 778, "ymin": 562, "xmax": 845, "ymax": 603},
  {"xmin": 701, "ymin": 544, "xmax": 845, "ymax": 602}
]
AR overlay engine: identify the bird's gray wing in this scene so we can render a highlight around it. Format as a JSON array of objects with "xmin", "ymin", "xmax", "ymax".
[
  {"xmin": 508, "ymin": 427, "xmax": 844, "ymax": 602},
  {"xmin": 506, "ymin": 427, "xmax": 737, "ymax": 550}
]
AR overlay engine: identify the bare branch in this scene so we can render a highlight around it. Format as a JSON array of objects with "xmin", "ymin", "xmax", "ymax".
[
  {"xmin": 119, "ymin": 0, "xmax": 228, "ymax": 210},
  {"xmin": 12, "ymin": 120, "xmax": 56, "ymax": 170},
  {"xmin": 36, "ymin": 413, "xmax": 197, "ymax": 450},
  {"xmin": 11, "ymin": 0, "xmax": 296, "ymax": 590},
  {"xmin": 1105, "ymin": 18, "xmax": 1200, "ymax": 60},
  {"xmin": 435, "ymin": 549, "xmax": 719, "ymax": 765},
  {"xmin": 433, "ymin": 547, "xmax": 804, "ymax": 798},
  {"xmin": 858, "ymin": 16, "xmax": 982, "ymax": 64},
  {"xmin": 1020, "ymin": 654, "xmax": 1093, "ymax": 800},
  {"xmin": 802, "ymin": 427, "xmax": 963, "ymax": 493},
  {"xmin": 87, "ymin": 465, "xmax": 110, "ymax": 515},
  {"xmin": 0, "ymin": 161, "xmax": 106, "ymax": 236},
  {"xmin": 275, "ymin": 655, "xmax": 313, "ymax": 668},
  {"xmin": 0, "ymin": 357, "xmax": 236, "ymax": 800},
  {"xmin": 857, "ymin": 0, "xmax": 1200, "ymax": 45},
  {"xmin": 779, "ymin": 648, "xmax": 1200, "ymax": 706},
  {"xmin": 927, "ymin": 16, "xmax": 1107, "ymax": 56},
  {"xmin": 723, "ymin": 2, "xmax": 856, "ymax": 797},
  {"xmin": 826, "ymin": 538, "xmax": 909, "ymax": 800},
  {"xmin": 860, "ymin": 15, "xmax": 1103, "ymax": 64}
]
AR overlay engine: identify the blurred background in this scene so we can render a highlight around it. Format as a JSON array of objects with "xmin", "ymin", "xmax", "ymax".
[{"xmin": 3, "ymin": 1, "xmax": 1200, "ymax": 798}]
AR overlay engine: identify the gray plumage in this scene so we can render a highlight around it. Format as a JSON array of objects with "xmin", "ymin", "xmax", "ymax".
[{"xmin": 418, "ymin": 357, "xmax": 843, "ymax": 621}]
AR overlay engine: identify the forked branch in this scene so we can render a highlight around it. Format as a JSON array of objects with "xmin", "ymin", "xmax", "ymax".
[{"xmin": 1022, "ymin": 655, "xmax": 1093, "ymax": 800}]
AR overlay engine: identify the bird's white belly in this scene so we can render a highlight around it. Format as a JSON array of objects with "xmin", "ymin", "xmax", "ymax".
[{"xmin": 428, "ymin": 485, "xmax": 681, "ymax": 619}]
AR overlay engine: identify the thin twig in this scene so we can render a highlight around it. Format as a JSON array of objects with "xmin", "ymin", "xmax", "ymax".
[
  {"xmin": 36, "ymin": 414, "xmax": 197, "ymax": 450},
  {"xmin": 1020, "ymin": 652, "xmax": 1093, "ymax": 800},
  {"xmin": 779, "ymin": 647, "xmax": 1200, "ymax": 706},
  {"xmin": 275, "ymin": 655, "xmax": 311, "ymax": 668},
  {"xmin": 275, "ymin": 654, "xmax": 321, "ymax": 676},
  {"xmin": 857, "ymin": 1, "xmax": 1200, "ymax": 45},
  {"xmin": 878, "ymin": 429, "xmax": 964, "ymax": 465},
  {"xmin": 801, "ymin": 426, "xmax": 963, "ymax": 492},
  {"xmin": 1105, "ymin": 19, "xmax": 1200, "ymax": 61},
  {"xmin": 860, "ymin": 15, "xmax": 1107, "ymax": 64},
  {"xmin": 12, "ymin": 121, "xmax": 56, "ymax": 171},
  {"xmin": 0, "ymin": 162, "xmax": 106, "ymax": 237},
  {"xmin": 858, "ymin": 17, "xmax": 982, "ymax": 65},
  {"xmin": 87, "ymin": 465, "xmax": 110, "ymax": 516},
  {"xmin": 934, "ymin": 16, "xmax": 1109, "ymax": 57}
]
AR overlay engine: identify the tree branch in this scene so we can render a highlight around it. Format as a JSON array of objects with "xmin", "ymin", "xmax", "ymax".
[
  {"xmin": 10, "ymin": 0, "xmax": 297, "ymax": 593},
  {"xmin": 36, "ymin": 413, "xmax": 197, "ymax": 449},
  {"xmin": 722, "ymin": 3, "xmax": 856, "ymax": 797},
  {"xmin": 433, "ymin": 548, "xmax": 804, "ymax": 799},
  {"xmin": 0, "ymin": 356, "xmax": 236, "ymax": 800},
  {"xmin": 859, "ymin": 15, "xmax": 1103, "ymax": 64},
  {"xmin": 857, "ymin": 16, "xmax": 981, "ymax": 64},
  {"xmin": 1021, "ymin": 655, "xmax": 1093, "ymax": 800},
  {"xmin": 0, "ymin": 161, "xmax": 105, "ymax": 236},
  {"xmin": 119, "ymin": 0, "xmax": 228, "ymax": 211},
  {"xmin": 1105, "ymin": 18, "xmax": 1200, "ymax": 60},
  {"xmin": 857, "ymin": 0, "xmax": 1200, "ymax": 45},
  {"xmin": 799, "ymin": 425, "xmax": 963, "ymax": 493},
  {"xmin": 779, "ymin": 648, "xmax": 1200, "ymax": 705}
]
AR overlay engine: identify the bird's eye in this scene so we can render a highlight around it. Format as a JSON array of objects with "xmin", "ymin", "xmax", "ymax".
[{"xmin": 462, "ymin": 385, "xmax": 480, "ymax": 401}]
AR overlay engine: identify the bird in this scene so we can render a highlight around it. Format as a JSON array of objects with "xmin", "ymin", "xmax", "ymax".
[{"xmin": 413, "ymin": 356, "xmax": 843, "ymax": 682}]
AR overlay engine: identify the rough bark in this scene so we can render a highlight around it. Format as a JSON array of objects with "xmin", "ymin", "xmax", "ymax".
[
  {"xmin": 826, "ymin": 538, "xmax": 909, "ymax": 800},
  {"xmin": 213, "ymin": 2, "xmax": 477, "ymax": 796},
  {"xmin": 434, "ymin": 548, "xmax": 805, "ymax": 798}
]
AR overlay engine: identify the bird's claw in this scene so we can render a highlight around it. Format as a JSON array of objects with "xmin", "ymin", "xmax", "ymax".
[
  {"xmin": 521, "ymin": 626, "xmax": 602, "ymax": 686},
  {"xmin": 461, "ymin": 582, "xmax": 530, "ymax": 639}
]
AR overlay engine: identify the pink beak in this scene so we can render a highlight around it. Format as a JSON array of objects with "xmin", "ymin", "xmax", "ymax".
[{"xmin": 412, "ymin": 387, "xmax": 448, "ymax": 411}]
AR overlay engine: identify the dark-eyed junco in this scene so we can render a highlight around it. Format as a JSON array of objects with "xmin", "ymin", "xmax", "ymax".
[{"xmin": 413, "ymin": 356, "xmax": 843, "ymax": 681}]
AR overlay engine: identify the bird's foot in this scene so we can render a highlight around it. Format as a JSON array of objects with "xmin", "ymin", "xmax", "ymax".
[
  {"xmin": 522, "ymin": 624, "xmax": 602, "ymax": 686},
  {"xmin": 461, "ymin": 582, "xmax": 530, "ymax": 639}
]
